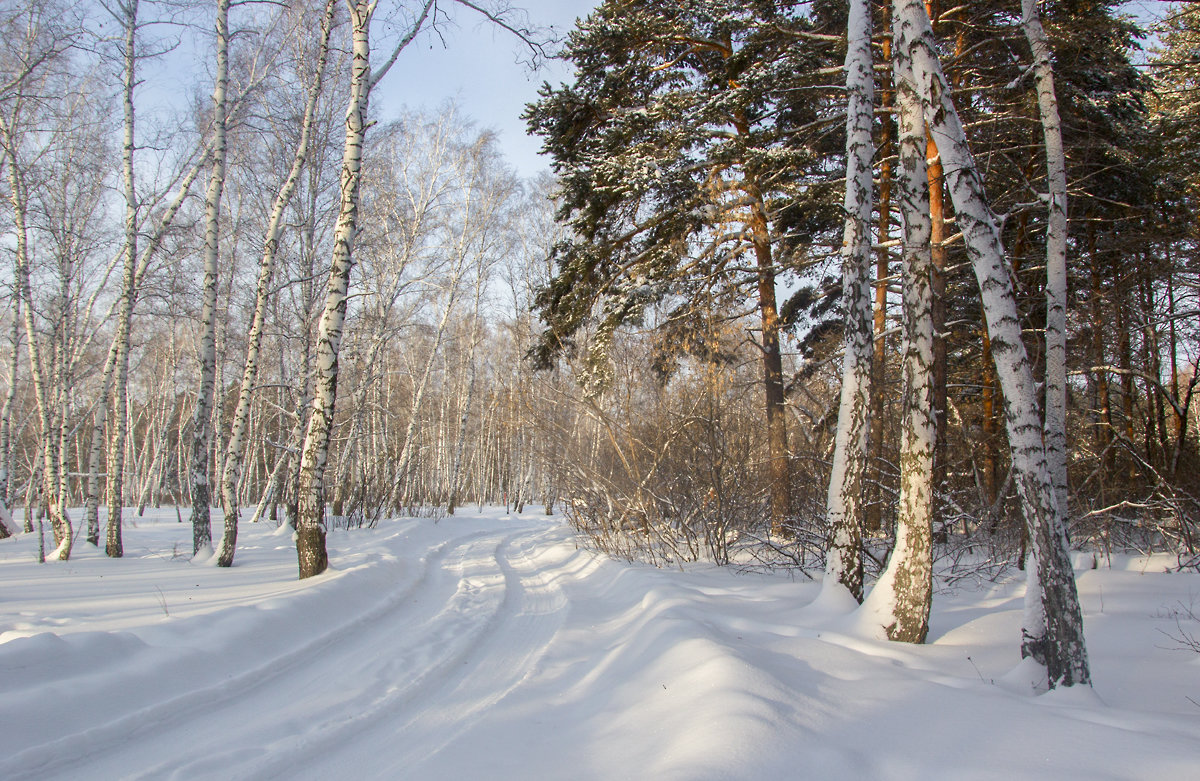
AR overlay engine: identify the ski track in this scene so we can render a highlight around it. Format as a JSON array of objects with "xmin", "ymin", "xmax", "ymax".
[
  {"xmin": 5, "ymin": 519, "xmax": 568, "ymax": 781},
  {"xmin": 4, "ymin": 512, "xmax": 1200, "ymax": 780}
]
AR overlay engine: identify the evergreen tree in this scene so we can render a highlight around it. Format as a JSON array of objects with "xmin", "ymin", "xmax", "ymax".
[{"xmin": 525, "ymin": 0, "xmax": 843, "ymax": 533}]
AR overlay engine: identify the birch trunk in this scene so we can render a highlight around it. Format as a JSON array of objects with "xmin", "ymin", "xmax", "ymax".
[
  {"xmin": 868, "ymin": 7, "xmax": 894, "ymax": 537},
  {"xmin": 86, "ymin": 153, "xmax": 205, "ymax": 545},
  {"xmin": 823, "ymin": 0, "xmax": 874, "ymax": 603},
  {"xmin": 862, "ymin": 27, "xmax": 934, "ymax": 643},
  {"xmin": 295, "ymin": 0, "xmax": 434, "ymax": 578},
  {"xmin": 0, "ymin": 299, "xmax": 20, "ymax": 537},
  {"xmin": 896, "ymin": 0, "xmax": 1089, "ymax": 689},
  {"xmin": 1021, "ymin": 0, "xmax": 1070, "ymax": 526},
  {"xmin": 101, "ymin": 0, "xmax": 140, "ymax": 558},
  {"xmin": 5, "ymin": 159, "xmax": 71, "ymax": 558},
  {"xmin": 189, "ymin": 0, "xmax": 230, "ymax": 556},
  {"xmin": 215, "ymin": 0, "xmax": 335, "ymax": 567}
]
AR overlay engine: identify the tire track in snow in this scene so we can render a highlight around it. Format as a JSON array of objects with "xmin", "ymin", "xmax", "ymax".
[
  {"xmin": 130, "ymin": 527, "xmax": 514, "ymax": 781},
  {"xmin": 229, "ymin": 520, "xmax": 573, "ymax": 779},
  {"xmin": 293, "ymin": 523, "xmax": 573, "ymax": 778},
  {"xmin": 5, "ymin": 524, "xmax": 501, "ymax": 781}
]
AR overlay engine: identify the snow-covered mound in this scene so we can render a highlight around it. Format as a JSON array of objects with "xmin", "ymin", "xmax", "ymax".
[{"xmin": 1, "ymin": 508, "xmax": 1198, "ymax": 779}]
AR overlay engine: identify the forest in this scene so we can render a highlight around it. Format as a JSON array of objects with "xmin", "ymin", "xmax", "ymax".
[{"xmin": 1, "ymin": 0, "xmax": 1198, "ymax": 699}]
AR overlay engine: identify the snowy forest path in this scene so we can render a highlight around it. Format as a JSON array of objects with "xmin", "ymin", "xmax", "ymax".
[
  {"xmin": 2, "ymin": 515, "xmax": 572, "ymax": 781},
  {"xmin": 3, "ymin": 510, "xmax": 1200, "ymax": 780}
]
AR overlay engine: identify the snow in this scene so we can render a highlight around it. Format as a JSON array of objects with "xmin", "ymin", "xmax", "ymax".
[{"xmin": 2, "ymin": 508, "xmax": 1199, "ymax": 779}]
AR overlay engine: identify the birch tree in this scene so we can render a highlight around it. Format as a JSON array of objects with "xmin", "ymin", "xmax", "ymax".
[
  {"xmin": 895, "ymin": 0, "xmax": 1089, "ymax": 689},
  {"xmin": 189, "ymin": 0, "xmax": 232, "ymax": 556},
  {"xmin": 1020, "ymin": 0, "xmax": 1070, "ymax": 531},
  {"xmin": 215, "ymin": 0, "xmax": 337, "ymax": 567},
  {"xmin": 0, "ymin": 305, "xmax": 19, "ymax": 538},
  {"xmin": 295, "ymin": 0, "xmax": 434, "ymax": 578},
  {"xmin": 822, "ymin": 0, "xmax": 874, "ymax": 603},
  {"xmin": 101, "ymin": 0, "xmax": 141, "ymax": 557},
  {"xmin": 860, "ymin": 3, "xmax": 934, "ymax": 642},
  {"xmin": 0, "ymin": 2, "xmax": 80, "ymax": 560}
]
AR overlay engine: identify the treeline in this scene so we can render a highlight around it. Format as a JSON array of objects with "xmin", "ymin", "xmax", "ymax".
[
  {"xmin": 529, "ymin": 0, "xmax": 1199, "ymax": 564},
  {"xmin": 0, "ymin": 0, "xmax": 561, "ymax": 569}
]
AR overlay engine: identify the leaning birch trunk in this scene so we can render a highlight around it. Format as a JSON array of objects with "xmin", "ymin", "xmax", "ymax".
[
  {"xmin": 860, "ymin": 27, "xmax": 934, "ymax": 643},
  {"xmin": 102, "ymin": 0, "xmax": 141, "ymax": 559},
  {"xmin": 6, "ymin": 161, "xmax": 71, "ymax": 559},
  {"xmin": 896, "ymin": 0, "xmax": 1089, "ymax": 689},
  {"xmin": 86, "ymin": 156, "xmax": 202, "ymax": 546},
  {"xmin": 1021, "ymin": 0, "xmax": 1070, "ymax": 534},
  {"xmin": 215, "ymin": 0, "xmax": 335, "ymax": 568},
  {"xmin": 189, "ymin": 0, "xmax": 231, "ymax": 557},
  {"xmin": 823, "ymin": 0, "xmax": 874, "ymax": 604},
  {"xmin": 295, "ymin": 0, "xmax": 434, "ymax": 578}
]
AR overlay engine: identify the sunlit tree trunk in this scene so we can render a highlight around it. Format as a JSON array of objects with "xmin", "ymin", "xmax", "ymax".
[
  {"xmin": 295, "ymin": 0, "xmax": 434, "ymax": 578},
  {"xmin": 824, "ymin": 0, "xmax": 874, "ymax": 602},
  {"xmin": 5, "ymin": 157, "xmax": 71, "ymax": 559},
  {"xmin": 0, "ymin": 300, "xmax": 20, "ymax": 538},
  {"xmin": 1022, "ymin": 0, "xmax": 1070, "ymax": 524},
  {"xmin": 216, "ymin": 0, "xmax": 335, "ymax": 567},
  {"xmin": 190, "ymin": 0, "xmax": 231, "ymax": 557},
  {"xmin": 104, "ymin": 0, "xmax": 141, "ymax": 558},
  {"xmin": 868, "ymin": 0, "xmax": 894, "ymax": 536},
  {"xmin": 896, "ymin": 0, "xmax": 1089, "ymax": 689},
  {"xmin": 862, "ymin": 26, "xmax": 934, "ymax": 642}
]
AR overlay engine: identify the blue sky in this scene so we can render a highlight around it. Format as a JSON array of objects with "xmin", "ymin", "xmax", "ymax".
[{"xmin": 375, "ymin": 0, "xmax": 599, "ymax": 179}]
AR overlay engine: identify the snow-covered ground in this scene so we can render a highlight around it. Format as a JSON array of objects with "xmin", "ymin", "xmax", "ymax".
[{"xmin": 1, "ymin": 508, "xmax": 1198, "ymax": 780}]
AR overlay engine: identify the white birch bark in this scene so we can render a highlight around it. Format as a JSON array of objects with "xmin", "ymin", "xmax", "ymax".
[
  {"xmin": 3, "ymin": 153, "xmax": 72, "ymax": 559},
  {"xmin": 189, "ymin": 0, "xmax": 231, "ymax": 557},
  {"xmin": 85, "ymin": 151, "xmax": 202, "ymax": 545},
  {"xmin": 823, "ymin": 0, "xmax": 874, "ymax": 604},
  {"xmin": 1021, "ymin": 0, "xmax": 1070, "ymax": 533},
  {"xmin": 0, "ymin": 300, "xmax": 20, "ymax": 537},
  {"xmin": 295, "ymin": 0, "xmax": 434, "ymax": 578},
  {"xmin": 103, "ymin": 0, "xmax": 141, "ymax": 558},
  {"xmin": 215, "ymin": 0, "xmax": 336, "ymax": 568},
  {"xmin": 861, "ymin": 26, "xmax": 934, "ymax": 643},
  {"xmin": 896, "ymin": 0, "xmax": 1090, "ymax": 688}
]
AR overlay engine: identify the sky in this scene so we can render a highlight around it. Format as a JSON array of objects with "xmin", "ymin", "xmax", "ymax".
[
  {"xmin": 375, "ymin": 0, "xmax": 601, "ymax": 179},
  {"xmin": 368, "ymin": 0, "xmax": 1176, "ymax": 180}
]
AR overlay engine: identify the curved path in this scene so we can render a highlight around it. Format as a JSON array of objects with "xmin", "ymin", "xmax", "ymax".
[{"xmin": 2, "ymin": 510, "xmax": 1199, "ymax": 780}]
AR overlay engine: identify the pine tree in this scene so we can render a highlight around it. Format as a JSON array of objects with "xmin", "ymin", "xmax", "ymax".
[{"xmin": 526, "ymin": 0, "xmax": 843, "ymax": 533}]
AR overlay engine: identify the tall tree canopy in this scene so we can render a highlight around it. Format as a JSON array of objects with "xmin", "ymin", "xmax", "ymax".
[{"xmin": 525, "ymin": 0, "xmax": 843, "ymax": 530}]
